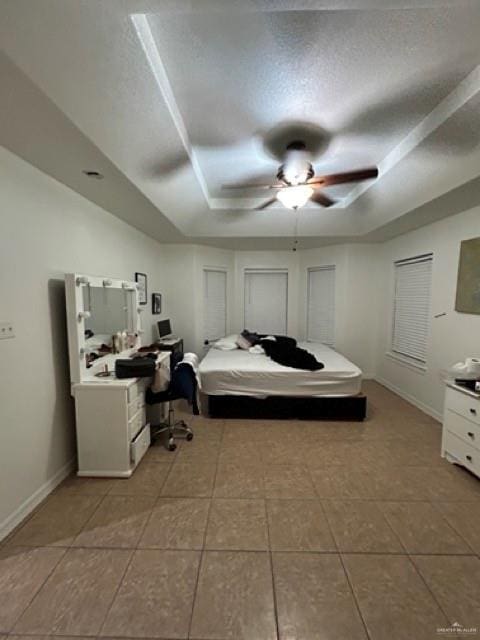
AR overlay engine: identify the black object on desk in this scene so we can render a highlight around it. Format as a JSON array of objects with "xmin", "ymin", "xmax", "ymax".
[
  {"xmin": 156, "ymin": 338, "xmax": 184, "ymax": 355},
  {"xmin": 115, "ymin": 357, "xmax": 156, "ymax": 379},
  {"xmin": 454, "ymin": 378, "xmax": 480, "ymax": 393}
]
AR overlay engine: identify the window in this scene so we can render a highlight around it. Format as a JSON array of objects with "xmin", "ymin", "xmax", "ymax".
[
  {"xmin": 306, "ymin": 266, "xmax": 336, "ymax": 345},
  {"xmin": 203, "ymin": 269, "xmax": 227, "ymax": 342},
  {"xmin": 244, "ymin": 269, "xmax": 288, "ymax": 334},
  {"xmin": 391, "ymin": 254, "xmax": 433, "ymax": 364}
]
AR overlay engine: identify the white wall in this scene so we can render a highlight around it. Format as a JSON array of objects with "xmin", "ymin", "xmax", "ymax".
[
  {"xmin": 375, "ymin": 206, "xmax": 480, "ymax": 419},
  {"xmin": 0, "ymin": 146, "xmax": 172, "ymax": 538},
  {"xmin": 157, "ymin": 245, "xmax": 196, "ymax": 351}
]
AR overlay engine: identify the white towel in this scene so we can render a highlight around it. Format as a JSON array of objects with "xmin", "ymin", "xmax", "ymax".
[
  {"xmin": 151, "ymin": 363, "xmax": 170, "ymax": 393},
  {"xmin": 248, "ymin": 344, "xmax": 265, "ymax": 355},
  {"xmin": 178, "ymin": 352, "xmax": 202, "ymax": 388}
]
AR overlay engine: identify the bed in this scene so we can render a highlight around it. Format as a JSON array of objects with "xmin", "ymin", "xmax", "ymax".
[{"xmin": 199, "ymin": 342, "xmax": 366, "ymax": 420}]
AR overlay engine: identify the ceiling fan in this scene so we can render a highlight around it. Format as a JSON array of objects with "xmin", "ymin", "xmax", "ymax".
[{"xmin": 222, "ymin": 141, "xmax": 378, "ymax": 210}]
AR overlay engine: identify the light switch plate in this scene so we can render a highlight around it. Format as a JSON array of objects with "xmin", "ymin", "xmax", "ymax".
[{"xmin": 0, "ymin": 323, "xmax": 15, "ymax": 339}]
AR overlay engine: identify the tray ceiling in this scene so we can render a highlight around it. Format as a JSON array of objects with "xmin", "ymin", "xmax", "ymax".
[{"xmin": 1, "ymin": 1, "xmax": 480, "ymax": 248}]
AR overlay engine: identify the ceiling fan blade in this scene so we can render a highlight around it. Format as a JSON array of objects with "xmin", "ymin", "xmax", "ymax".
[
  {"xmin": 255, "ymin": 197, "xmax": 277, "ymax": 210},
  {"xmin": 308, "ymin": 167, "xmax": 378, "ymax": 187},
  {"xmin": 310, "ymin": 191, "xmax": 335, "ymax": 207},
  {"xmin": 222, "ymin": 183, "xmax": 279, "ymax": 190}
]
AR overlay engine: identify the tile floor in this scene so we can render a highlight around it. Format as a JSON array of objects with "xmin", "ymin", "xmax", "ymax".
[{"xmin": 1, "ymin": 381, "xmax": 480, "ymax": 639}]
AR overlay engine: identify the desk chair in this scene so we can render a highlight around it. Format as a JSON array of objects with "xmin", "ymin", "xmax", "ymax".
[{"xmin": 146, "ymin": 353, "xmax": 198, "ymax": 451}]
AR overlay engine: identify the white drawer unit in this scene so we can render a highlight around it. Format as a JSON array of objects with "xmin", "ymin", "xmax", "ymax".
[
  {"xmin": 131, "ymin": 424, "xmax": 151, "ymax": 466},
  {"xmin": 128, "ymin": 407, "xmax": 146, "ymax": 441},
  {"xmin": 72, "ymin": 352, "xmax": 170, "ymax": 478},
  {"xmin": 128, "ymin": 395, "xmax": 145, "ymax": 420},
  {"xmin": 443, "ymin": 431, "xmax": 480, "ymax": 477},
  {"xmin": 444, "ymin": 410, "xmax": 480, "ymax": 450},
  {"xmin": 442, "ymin": 383, "xmax": 480, "ymax": 480},
  {"xmin": 128, "ymin": 379, "xmax": 148, "ymax": 404},
  {"xmin": 445, "ymin": 385, "xmax": 480, "ymax": 426}
]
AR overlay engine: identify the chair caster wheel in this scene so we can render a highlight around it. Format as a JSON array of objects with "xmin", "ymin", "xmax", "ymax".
[
  {"xmin": 168, "ymin": 440, "xmax": 177, "ymax": 451},
  {"xmin": 186, "ymin": 432, "xmax": 194, "ymax": 441}
]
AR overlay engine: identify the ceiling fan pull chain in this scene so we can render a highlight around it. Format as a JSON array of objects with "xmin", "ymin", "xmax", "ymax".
[{"xmin": 292, "ymin": 209, "xmax": 299, "ymax": 252}]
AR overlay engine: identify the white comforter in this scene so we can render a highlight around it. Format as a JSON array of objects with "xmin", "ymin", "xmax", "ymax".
[{"xmin": 199, "ymin": 342, "xmax": 362, "ymax": 397}]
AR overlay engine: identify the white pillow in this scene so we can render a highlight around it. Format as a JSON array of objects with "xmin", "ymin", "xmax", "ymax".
[
  {"xmin": 236, "ymin": 334, "xmax": 252, "ymax": 350},
  {"xmin": 213, "ymin": 334, "xmax": 239, "ymax": 351}
]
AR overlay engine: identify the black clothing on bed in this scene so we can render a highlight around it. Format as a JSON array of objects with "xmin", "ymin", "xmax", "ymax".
[
  {"xmin": 241, "ymin": 331, "xmax": 297, "ymax": 350},
  {"xmin": 259, "ymin": 338, "xmax": 324, "ymax": 371},
  {"xmin": 241, "ymin": 330, "xmax": 324, "ymax": 371}
]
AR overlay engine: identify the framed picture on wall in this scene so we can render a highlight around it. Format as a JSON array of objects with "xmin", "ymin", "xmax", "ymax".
[
  {"xmin": 455, "ymin": 236, "xmax": 480, "ymax": 314},
  {"xmin": 152, "ymin": 293, "xmax": 162, "ymax": 315},
  {"xmin": 135, "ymin": 272, "xmax": 147, "ymax": 305}
]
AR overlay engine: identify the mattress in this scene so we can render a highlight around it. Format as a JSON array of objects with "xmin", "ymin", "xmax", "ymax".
[{"xmin": 199, "ymin": 342, "xmax": 362, "ymax": 397}]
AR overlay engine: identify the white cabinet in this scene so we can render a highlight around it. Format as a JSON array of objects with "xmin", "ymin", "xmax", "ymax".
[
  {"xmin": 72, "ymin": 355, "xmax": 170, "ymax": 477},
  {"xmin": 442, "ymin": 383, "xmax": 480, "ymax": 479}
]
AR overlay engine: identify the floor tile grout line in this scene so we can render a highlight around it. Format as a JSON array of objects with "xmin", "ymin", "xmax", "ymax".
[
  {"xmin": 60, "ymin": 493, "xmax": 480, "ymax": 502},
  {"xmin": 96, "ymin": 547, "xmax": 136, "ymax": 638},
  {"xmin": 338, "ymin": 552, "xmax": 372, "ymax": 640},
  {"xmin": 134, "ymin": 494, "xmax": 159, "ymax": 550},
  {"xmin": 405, "ymin": 553, "xmax": 453, "ymax": 627},
  {"xmin": 70, "ymin": 493, "xmax": 110, "ymax": 548},
  {"xmin": 186, "ymin": 548, "xmax": 206, "ymax": 639},
  {"xmin": 6, "ymin": 546, "xmax": 472, "ymax": 556},
  {"xmin": 5, "ymin": 545, "xmax": 68, "ymax": 634},
  {"xmin": 318, "ymin": 499, "xmax": 340, "ymax": 553},
  {"xmin": 264, "ymin": 498, "xmax": 280, "ymax": 640},
  {"xmin": 428, "ymin": 500, "xmax": 479, "ymax": 555},
  {"xmin": 372, "ymin": 501, "xmax": 412, "ymax": 555},
  {"xmin": 187, "ymin": 424, "xmax": 223, "ymax": 639}
]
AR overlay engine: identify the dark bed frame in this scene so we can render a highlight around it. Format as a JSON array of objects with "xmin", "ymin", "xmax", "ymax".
[{"xmin": 207, "ymin": 393, "xmax": 367, "ymax": 421}]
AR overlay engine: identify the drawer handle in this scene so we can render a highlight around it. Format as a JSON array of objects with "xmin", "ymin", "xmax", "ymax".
[
  {"xmin": 467, "ymin": 432, "xmax": 475, "ymax": 439},
  {"xmin": 466, "ymin": 455, "xmax": 473, "ymax": 462},
  {"xmin": 470, "ymin": 408, "xmax": 477, "ymax": 416}
]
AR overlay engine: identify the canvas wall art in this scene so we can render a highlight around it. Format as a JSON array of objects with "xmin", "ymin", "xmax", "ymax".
[{"xmin": 455, "ymin": 236, "xmax": 480, "ymax": 314}]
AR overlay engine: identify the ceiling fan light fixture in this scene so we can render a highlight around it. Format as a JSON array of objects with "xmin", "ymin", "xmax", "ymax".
[{"xmin": 277, "ymin": 185, "xmax": 314, "ymax": 209}]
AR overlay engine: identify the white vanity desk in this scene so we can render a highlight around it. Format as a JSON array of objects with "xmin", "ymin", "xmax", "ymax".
[{"xmin": 65, "ymin": 273, "xmax": 169, "ymax": 477}]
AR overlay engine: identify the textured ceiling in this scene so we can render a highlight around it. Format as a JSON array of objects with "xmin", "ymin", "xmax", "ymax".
[{"xmin": 1, "ymin": 0, "xmax": 480, "ymax": 248}]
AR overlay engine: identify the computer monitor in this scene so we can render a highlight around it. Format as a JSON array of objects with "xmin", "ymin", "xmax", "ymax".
[{"xmin": 157, "ymin": 319, "xmax": 172, "ymax": 339}]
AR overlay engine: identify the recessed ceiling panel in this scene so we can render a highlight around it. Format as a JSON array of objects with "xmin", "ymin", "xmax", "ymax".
[
  {"xmin": 148, "ymin": 7, "xmax": 480, "ymax": 201},
  {"xmin": 2, "ymin": 0, "xmax": 480, "ymax": 246}
]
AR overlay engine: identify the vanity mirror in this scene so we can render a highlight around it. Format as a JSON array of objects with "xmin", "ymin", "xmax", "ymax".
[
  {"xmin": 83, "ymin": 286, "xmax": 135, "ymax": 350},
  {"xmin": 65, "ymin": 273, "xmax": 143, "ymax": 385}
]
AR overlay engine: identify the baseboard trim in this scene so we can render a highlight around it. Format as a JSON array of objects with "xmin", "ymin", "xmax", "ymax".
[
  {"xmin": 374, "ymin": 376, "xmax": 442, "ymax": 422},
  {"xmin": 0, "ymin": 457, "xmax": 76, "ymax": 542}
]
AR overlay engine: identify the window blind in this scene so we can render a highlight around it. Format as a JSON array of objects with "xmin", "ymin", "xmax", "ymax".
[
  {"xmin": 307, "ymin": 266, "xmax": 336, "ymax": 345},
  {"xmin": 203, "ymin": 269, "xmax": 227, "ymax": 342},
  {"xmin": 244, "ymin": 269, "xmax": 288, "ymax": 335},
  {"xmin": 391, "ymin": 254, "xmax": 433, "ymax": 363}
]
